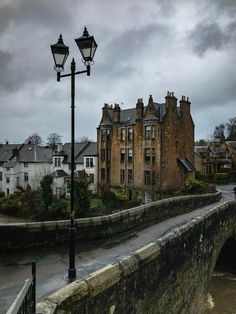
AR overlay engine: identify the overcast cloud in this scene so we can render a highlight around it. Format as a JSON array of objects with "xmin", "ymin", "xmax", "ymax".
[{"xmin": 0, "ymin": 0, "xmax": 235, "ymax": 143}]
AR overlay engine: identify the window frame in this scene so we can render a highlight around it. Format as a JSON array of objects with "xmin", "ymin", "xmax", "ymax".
[
  {"xmin": 128, "ymin": 169, "xmax": 133, "ymax": 182},
  {"xmin": 101, "ymin": 149, "xmax": 105, "ymax": 161},
  {"xmin": 128, "ymin": 127, "xmax": 133, "ymax": 141},
  {"xmin": 144, "ymin": 148, "xmax": 151, "ymax": 163},
  {"xmin": 120, "ymin": 169, "xmax": 125, "ymax": 184},
  {"xmin": 121, "ymin": 128, "xmax": 126, "ymax": 142},
  {"xmin": 24, "ymin": 172, "xmax": 29, "ymax": 182},
  {"xmin": 120, "ymin": 148, "xmax": 126, "ymax": 163},
  {"xmin": 144, "ymin": 171, "xmax": 151, "ymax": 185},
  {"xmin": 151, "ymin": 125, "xmax": 156, "ymax": 140},
  {"xmin": 54, "ymin": 157, "xmax": 61, "ymax": 167},
  {"xmin": 152, "ymin": 148, "xmax": 155, "ymax": 163},
  {"xmin": 128, "ymin": 149, "xmax": 133, "ymax": 163},
  {"xmin": 145, "ymin": 125, "xmax": 151, "ymax": 140},
  {"xmin": 101, "ymin": 129, "xmax": 106, "ymax": 143}
]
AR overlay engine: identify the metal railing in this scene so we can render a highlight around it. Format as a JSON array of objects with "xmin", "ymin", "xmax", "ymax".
[{"xmin": 6, "ymin": 262, "xmax": 36, "ymax": 314}]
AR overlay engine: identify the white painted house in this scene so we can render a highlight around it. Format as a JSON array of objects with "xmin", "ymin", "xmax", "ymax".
[
  {"xmin": 0, "ymin": 143, "xmax": 52, "ymax": 195},
  {"xmin": 0, "ymin": 141, "xmax": 98, "ymax": 196},
  {"xmin": 51, "ymin": 142, "xmax": 98, "ymax": 196}
]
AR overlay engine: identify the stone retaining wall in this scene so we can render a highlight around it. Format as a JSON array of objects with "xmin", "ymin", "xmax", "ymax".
[
  {"xmin": 36, "ymin": 199, "xmax": 236, "ymax": 314},
  {"xmin": 0, "ymin": 192, "xmax": 221, "ymax": 249}
]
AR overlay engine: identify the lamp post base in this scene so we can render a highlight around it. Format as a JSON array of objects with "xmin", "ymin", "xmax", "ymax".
[
  {"xmin": 68, "ymin": 224, "xmax": 76, "ymax": 280},
  {"xmin": 68, "ymin": 268, "xmax": 76, "ymax": 280}
]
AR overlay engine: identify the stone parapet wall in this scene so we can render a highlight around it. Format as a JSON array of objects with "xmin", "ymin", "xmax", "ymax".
[
  {"xmin": 37, "ymin": 200, "xmax": 236, "ymax": 314},
  {"xmin": 0, "ymin": 192, "xmax": 221, "ymax": 249}
]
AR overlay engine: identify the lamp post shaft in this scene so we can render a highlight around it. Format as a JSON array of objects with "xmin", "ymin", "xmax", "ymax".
[{"xmin": 68, "ymin": 58, "xmax": 76, "ymax": 280}]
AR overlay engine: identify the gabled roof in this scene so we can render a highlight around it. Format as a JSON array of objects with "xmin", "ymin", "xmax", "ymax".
[
  {"xmin": 62, "ymin": 142, "xmax": 88, "ymax": 163},
  {"xmin": 82, "ymin": 142, "xmax": 97, "ymax": 157},
  {"xmin": 62, "ymin": 142, "xmax": 97, "ymax": 164}
]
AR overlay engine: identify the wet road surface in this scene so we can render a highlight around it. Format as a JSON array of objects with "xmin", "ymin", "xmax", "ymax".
[{"xmin": 0, "ymin": 184, "xmax": 235, "ymax": 313}]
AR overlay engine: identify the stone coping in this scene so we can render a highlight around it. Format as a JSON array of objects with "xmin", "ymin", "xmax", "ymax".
[{"xmin": 36, "ymin": 196, "xmax": 229, "ymax": 314}]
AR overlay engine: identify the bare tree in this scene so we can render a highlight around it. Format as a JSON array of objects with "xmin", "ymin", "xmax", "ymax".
[
  {"xmin": 212, "ymin": 124, "xmax": 225, "ymax": 141},
  {"xmin": 226, "ymin": 117, "xmax": 236, "ymax": 140},
  {"xmin": 47, "ymin": 132, "xmax": 62, "ymax": 149},
  {"xmin": 25, "ymin": 133, "xmax": 42, "ymax": 145},
  {"xmin": 76, "ymin": 136, "xmax": 91, "ymax": 143}
]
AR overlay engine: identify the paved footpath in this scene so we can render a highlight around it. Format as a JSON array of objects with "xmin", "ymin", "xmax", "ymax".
[{"xmin": 0, "ymin": 184, "xmax": 235, "ymax": 312}]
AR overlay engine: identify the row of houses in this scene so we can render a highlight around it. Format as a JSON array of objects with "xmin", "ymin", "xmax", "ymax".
[
  {"xmin": 1, "ymin": 92, "xmax": 235, "ymax": 202},
  {"xmin": 194, "ymin": 140, "xmax": 236, "ymax": 174},
  {"xmin": 0, "ymin": 142, "xmax": 97, "ymax": 196}
]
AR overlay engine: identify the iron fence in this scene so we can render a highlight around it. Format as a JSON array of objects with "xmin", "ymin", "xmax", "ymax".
[{"xmin": 6, "ymin": 261, "xmax": 36, "ymax": 314}]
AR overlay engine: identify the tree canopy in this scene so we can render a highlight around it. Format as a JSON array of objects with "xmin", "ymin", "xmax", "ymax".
[
  {"xmin": 25, "ymin": 133, "xmax": 42, "ymax": 145},
  {"xmin": 212, "ymin": 117, "xmax": 236, "ymax": 141},
  {"xmin": 47, "ymin": 132, "xmax": 62, "ymax": 149}
]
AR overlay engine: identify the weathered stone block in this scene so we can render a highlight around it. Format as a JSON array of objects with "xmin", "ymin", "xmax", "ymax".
[{"xmin": 85, "ymin": 264, "xmax": 122, "ymax": 297}]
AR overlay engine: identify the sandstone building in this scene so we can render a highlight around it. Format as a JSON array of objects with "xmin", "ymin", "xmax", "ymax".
[{"xmin": 97, "ymin": 92, "xmax": 195, "ymax": 202}]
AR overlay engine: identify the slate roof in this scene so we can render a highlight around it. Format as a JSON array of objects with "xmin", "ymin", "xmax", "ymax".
[
  {"xmin": 101, "ymin": 102, "xmax": 166, "ymax": 126},
  {"xmin": 0, "ymin": 144, "xmax": 52, "ymax": 164},
  {"xmin": 120, "ymin": 102, "xmax": 166, "ymax": 125},
  {"xmin": 194, "ymin": 146, "xmax": 209, "ymax": 157},
  {"xmin": 17, "ymin": 145, "xmax": 52, "ymax": 162},
  {"xmin": 82, "ymin": 142, "xmax": 97, "ymax": 156},
  {"xmin": 62, "ymin": 142, "xmax": 97, "ymax": 164},
  {"xmin": 0, "ymin": 144, "xmax": 21, "ymax": 162}
]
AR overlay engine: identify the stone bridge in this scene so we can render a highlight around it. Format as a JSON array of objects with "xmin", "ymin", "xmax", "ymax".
[{"xmin": 37, "ymin": 199, "xmax": 236, "ymax": 314}]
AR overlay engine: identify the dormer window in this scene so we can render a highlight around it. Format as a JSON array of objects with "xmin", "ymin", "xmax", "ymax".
[
  {"xmin": 86, "ymin": 157, "xmax": 94, "ymax": 168},
  {"xmin": 54, "ymin": 157, "xmax": 61, "ymax": 167}
]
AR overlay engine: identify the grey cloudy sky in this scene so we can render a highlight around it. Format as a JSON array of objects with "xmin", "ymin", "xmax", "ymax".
[{"xmin": 0, "ymin": 0, "xmax": 235, "ymax": 144}]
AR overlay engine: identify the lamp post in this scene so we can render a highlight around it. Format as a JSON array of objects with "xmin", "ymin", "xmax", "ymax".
[{"xmin": 51, "ymin": 27, "xmax": 97, "ymax": 280}]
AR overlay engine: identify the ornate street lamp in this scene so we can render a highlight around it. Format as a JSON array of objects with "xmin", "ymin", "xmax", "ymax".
[{"xmin": 50, "ymin": 27, "xmax": 97, "ymax": 280}]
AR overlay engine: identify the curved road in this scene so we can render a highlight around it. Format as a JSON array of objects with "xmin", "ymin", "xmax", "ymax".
[{"xmin": 0, "ymin": 184, "xmax": 235, "ymax": 312}]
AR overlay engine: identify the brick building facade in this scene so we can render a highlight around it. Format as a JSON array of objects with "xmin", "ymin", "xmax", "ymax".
[{"xmin": 97, "ymin": 91, "xmax": 195, "ymax": 202}]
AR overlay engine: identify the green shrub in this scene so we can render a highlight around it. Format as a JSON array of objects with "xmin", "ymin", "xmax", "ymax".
[
  {"xmin": 102, "ymin": 190, "xmax": 118, "ymax": 209},
  {"xmin": 40, "ymin": 175, "xmax": 53, "ymax": 212},
  {"xmin": 110, "ymin": 188, "xmax": 128, "ymax": 201},
  {"xmin": 0, "ymin": 191, "xmax": 5, "ymax": 198},
  {"xmin": 181, "ymin": 178, "xmax": 208, "ymax": 195},
  {"xmin": 214, "ymin": 173, "xmax": 229, "ymax": 181},
  {"xmin": 49, "ymin": 199, "xmax": 70, "ymax": 219},
  {"xmin": 0, "ymin": 195, "xmax": 22, "ymax": 215},
  {"xmin": 90, "ymin": 197, "xmax": 103, "ymax": 208}
]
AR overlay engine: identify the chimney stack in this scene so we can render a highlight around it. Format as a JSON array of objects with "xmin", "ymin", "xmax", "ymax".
[
  {"xmin": 165, "ymin": 91, "xmax": 177, "ymax": 112},
  {"xmin": 135, "ymin": 98, "xmax": 144, "ymax": 122},
  {"xmin": 113, "ymin": 103, "xmax": 121, "ymax": 123}
]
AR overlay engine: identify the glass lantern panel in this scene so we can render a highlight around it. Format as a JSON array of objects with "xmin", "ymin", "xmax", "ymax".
[
  {"xmin": 54, "ymin": 53, "xmax": 66, "ymax": 66},
  {"xmin": 90, "ymin": 41, "xmax": 97, "ymax": 60}
]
